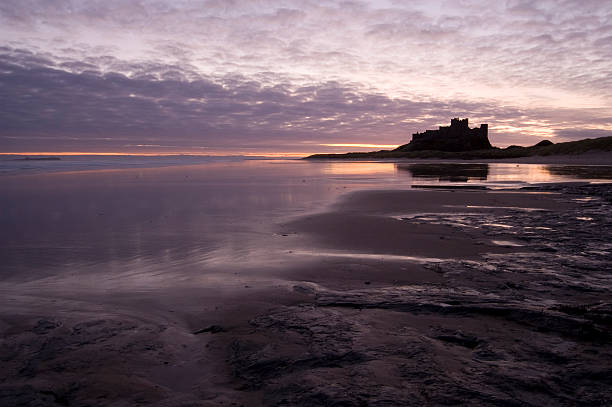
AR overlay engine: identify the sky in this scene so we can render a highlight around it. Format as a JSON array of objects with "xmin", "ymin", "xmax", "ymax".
[{"xmin": 1, "ymin": 0, "xmax": 611, "ymax": 156}]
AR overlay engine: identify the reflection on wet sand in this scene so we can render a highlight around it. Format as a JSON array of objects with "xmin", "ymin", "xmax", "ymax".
[
  {"xmin": 396, "ymin": 162, "xmax": 612, "ymax": 184},
  {"xmin": 1, "ymin": 159, "xmax": 611, "ymax": 406},
  {"xmin": 322, "ymin": 161, "xmax": 396, "ymax": 175},
  {"xmin": 397, "ymin": 163, "xmax": 489, "ymax": 182},
  {"xmin": 546, "ymin": 165, "xmax": 612, "ymax": 180}
]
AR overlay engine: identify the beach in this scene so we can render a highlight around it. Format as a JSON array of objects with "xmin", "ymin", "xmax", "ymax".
[
  {"xmin": 0, "ymin": 159, "xmax": 611, "ymax": 406},
  {"xmin": 5, "ymin": 0, "xmax": 612, "ymax": 404}
]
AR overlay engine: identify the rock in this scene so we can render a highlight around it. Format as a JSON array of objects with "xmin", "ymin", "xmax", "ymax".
[
  {"xmin": 434, "ymin": 331, "xmax": 481, "ymax": 349},
  {"xmin": 293, "ymin": 285, "xmax": 315, "ymax": 294},
  {"xmin": 193, "ymin": 325, "xmax": 226, "ymax": 335},
  {"xmin": 32, "ymin": 319, "xmax": 61, "ymax": 334}
]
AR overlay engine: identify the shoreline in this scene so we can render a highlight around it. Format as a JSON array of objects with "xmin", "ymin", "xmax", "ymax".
[
  {"xmin": 305, "ymin": 150, "xmax": 612, "ymax": 165},
  {"xmin": 1, "ymin": 183, "xmax": 611, "ymax": 405},
  {"xmin": 304, "ymin": 136, "xmax": 612, "ymax": 163},
  {"xmin": 223, "ymin": 184, "xmax": 612, "ymax": 405}
]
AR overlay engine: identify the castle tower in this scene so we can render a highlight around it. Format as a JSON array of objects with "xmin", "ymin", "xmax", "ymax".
[
  {"xmin": 451, "ymin": 118, "xmax": 469, "ymax": 129},
  {"xmin": 480, "ymin": 123, "xmax": 488, "ymax": 138}
]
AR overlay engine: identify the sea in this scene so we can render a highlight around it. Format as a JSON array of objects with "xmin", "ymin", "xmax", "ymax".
[{"xmin": 1, "ymin": 155, "xmax": 610, "ymax": 285}]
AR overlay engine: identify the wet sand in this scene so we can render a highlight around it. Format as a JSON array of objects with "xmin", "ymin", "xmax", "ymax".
[
  {"xmin": 226, "ymin": 185, "xmax": 611, "ymax": 406},
  {"xmin": 1, "ymin": 171, "xmax": 611, "ymax": 405},
  {"xmin": 491, "ymin": 151, "xmax": 612, "ymax": 165}
]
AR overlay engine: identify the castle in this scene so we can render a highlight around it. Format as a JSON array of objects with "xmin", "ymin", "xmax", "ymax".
[{"xmin": 395, "ymin": 118, "xmax": 492, "ymax": 152}]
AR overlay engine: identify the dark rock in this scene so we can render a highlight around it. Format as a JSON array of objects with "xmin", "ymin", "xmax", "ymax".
[
  {"xmin": 434, "ymin": 332, "xmax": 481, "ymax": 348},
  {"xmin": 193, "ymin": 325, "xmax": 226, "ymax": 335},
  {"xmin": 293, "ymin": 285, "xmax": 315, "ymax": 294},
  {"xmin": 32, "ymin": 319, "xmax": 62, "ymax": 334},
  {"xmin": 0, "ymin": 385, "xmax": 59, "ymax": 406}
]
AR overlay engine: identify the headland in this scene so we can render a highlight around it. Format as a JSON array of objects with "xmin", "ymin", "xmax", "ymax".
[{"xmin": 306, "ymin": 118, "xmax": 612, "ymax": 161}]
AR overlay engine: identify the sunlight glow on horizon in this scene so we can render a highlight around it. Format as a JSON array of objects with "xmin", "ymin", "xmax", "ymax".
[
  {"xmin": 0, "ymin": 151, "xmax": 316, "ymax": 158},
  {"xmin": 320, "ymin": 144, "xmax": 399, "ymax": 149}
]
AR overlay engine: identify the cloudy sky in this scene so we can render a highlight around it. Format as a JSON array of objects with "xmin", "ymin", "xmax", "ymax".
[{"xmin": 1, "ymin": 0, "xmax": 611, "ymax": 155}]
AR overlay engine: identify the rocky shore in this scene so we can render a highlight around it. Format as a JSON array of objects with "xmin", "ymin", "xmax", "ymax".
[
  {"xmin": 1, "ymin": 183, "xmax": 610, "ymax": 406},
  {"xmin": 226, "ymin": 183, "xmax": 612, "ymax": 405}
]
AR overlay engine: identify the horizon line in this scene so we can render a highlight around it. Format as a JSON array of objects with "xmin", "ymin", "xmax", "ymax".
[{"xmin": 0, "ymin": 151, "xmax": 314, "ymax": 158}]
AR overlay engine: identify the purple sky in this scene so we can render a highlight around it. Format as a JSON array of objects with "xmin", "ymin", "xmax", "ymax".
[{"xmin": 1, "ymin": 0, "xmax": 611, "ymax": 155}]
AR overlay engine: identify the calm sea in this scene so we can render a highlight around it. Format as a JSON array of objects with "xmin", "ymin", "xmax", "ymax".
[{"xmin": 1, "ymin": 156, "xmax": 610, "ymax": 286}]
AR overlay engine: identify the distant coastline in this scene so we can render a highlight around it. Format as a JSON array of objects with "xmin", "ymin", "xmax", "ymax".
[
  {"xmin": 306, "ymin": 136, "xmax": 612, "ymax": 161},
  {"xmin": 12, "ymin": 156, "xmax": 61, "ymax": 161}
]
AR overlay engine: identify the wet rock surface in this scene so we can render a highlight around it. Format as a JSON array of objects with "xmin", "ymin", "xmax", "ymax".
[
  {"xmin": 0, "ymin": 316, "xmax": 174, "ymax": 406},
  {"xmin": 1, "ymin": 184, "xmax": 610, "ymax": 406},
  {"xmin": 227, "ymin": 184, "xmax": 612, "ymax": 406}
]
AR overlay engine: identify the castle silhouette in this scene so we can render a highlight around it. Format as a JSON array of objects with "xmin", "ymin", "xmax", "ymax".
[{"xmin": 395, "ymin": 118, "xmax": 492, "ymax": 152}]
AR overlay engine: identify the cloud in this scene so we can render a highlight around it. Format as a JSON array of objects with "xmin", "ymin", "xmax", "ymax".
[
  {"xmin": 1, "ymin": 0, "xmax": 611, "ymax": 105},
  {"xmin": 1, "ymin": 1, "xmax": 612, "ymax": 153},
  {"xmin": 0, "ymin": 47, "xmax": 510, "ymax": 152},
  {"xmin": 2, "ymin": 46, "xmax": 610, "ymax": 153}
]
